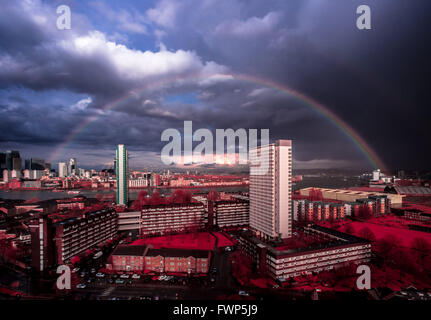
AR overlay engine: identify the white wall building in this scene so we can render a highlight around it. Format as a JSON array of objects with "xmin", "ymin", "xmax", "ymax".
[{"xmin": 249, "ymin": 139, "xmax": 292, "ymax": 240}]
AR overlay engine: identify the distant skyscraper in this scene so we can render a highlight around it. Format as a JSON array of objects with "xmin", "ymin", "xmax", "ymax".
[
  {"xmin": 116, "ymin": 144, "xmax": 128, "ymax": 206},
  {"xmin": 25, "ymin": 158, "xmax": 45, "ymax": 170},
  {"xmin": 69, "ymin": 158, "xmax": 77, "ymax": 175},
  {"xmin": 249, "ymin": 139, "xmax": 292, "ymax": 240},
  {"xmin": 58, "ymin": 162, "xmax": 68, "ymax": 177},
  {"xmin": 6, "ymin": 150, "xmax": 21, "ymax": 170}
]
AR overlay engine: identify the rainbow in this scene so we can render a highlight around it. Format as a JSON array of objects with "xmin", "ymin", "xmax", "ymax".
[{"xmin": 49, "ymin": 72, "xmax": 387, "ymax": 172}]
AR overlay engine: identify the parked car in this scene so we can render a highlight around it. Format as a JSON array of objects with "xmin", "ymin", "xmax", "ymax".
[
  {"xmin": 90, "ymin": 268, "xmax": 96, "ymax": 273},
  {"xmin": 72, "ymin": 267, "xmax": 80, "ymax": 273},
  {"xmin": 158, "ymin": 275, "xmax": 166, "ymax": 281},
  {"xmin": 152, "ymin": 276, "xmax": 159, "ymax": 281},
  {"xmin": 76, "ymin": 283, "xmax": 86, "ymax": 289},
  {"xmin": 120, "ymin": 274, "xmax": 130, "ymax": 279},
  {"xmin": 107, "ymin": 278, "xmax": 114, "ymax": 284},
  {"xmin": 96, "ymin": 272, "xmax": 105, "ymax": 278},
  {"xmin": 238, "ymin": 290, "xmax": 249, "ymax": 296},
  {"xmin": 115, "ymin": 279, "xmax": 125, "ymax": 284},
  {"xmin": 93, "ymin": 251, "xmax": 103, "ymax": 259},
  {"xmin": 132, "ymin": 274, "xmax": 141, "ymax": 279}
]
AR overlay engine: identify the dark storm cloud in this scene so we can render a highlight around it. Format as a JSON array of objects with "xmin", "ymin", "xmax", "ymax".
[{"xmin": 0, "ymin": 0, "xmax": 429, "ymax": 170}]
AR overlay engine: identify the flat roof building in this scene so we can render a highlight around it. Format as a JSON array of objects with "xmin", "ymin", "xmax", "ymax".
[{"xmin": 249, "ymin": 139, "xmax": 292, "ymax": 240}]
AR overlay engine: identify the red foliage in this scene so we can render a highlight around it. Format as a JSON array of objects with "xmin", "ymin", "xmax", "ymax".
[
  {"xmin": 230, "ymin": 251, "xmax": 252, "ymax": 286},
  {"xmin": 358, "ymin": 227, "xmax": 376, "ymax": 242}
]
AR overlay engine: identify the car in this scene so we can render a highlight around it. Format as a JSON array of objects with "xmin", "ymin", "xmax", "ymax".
[
  {"xmin": 79, "ymin": 272, "xmax": 87, "ymax": 278},
  {"xmin": 76, "ymin": 283, "xmax": 86, "ymax": 289},
  {"xmin": 107, "ymin": 278, "xmax": 114, "ymax": 284},
  {"xmin": 115, "ymin": 279, "xmax": 125, "ymax": 284},
  {"xmin": 132, "ymin": 274, "xmax": 141, "ymax": 279},
  {"xmin": 93, "ymin": 251, "xmax": 103, "ymax": 259},
  {"xmin": 272, "ymin": 284, "xmax": 280, "ymax": 289},
  {"xmin": 86, "ymin": 278, "xmax": 93, "ymax": 284},
  {"xmin": 72, "ymin": 267, "xmax": 80, "ymax": 273},
  {"xmin": 90, "ymin": 268, "xmax": 96, "ymax": 273},
  {"xmin": 120, "ymin": 274, "xmax": 130, "ymax": 279},
  {"xmin": 152, "ymin": 276, "xmax": 159, "ymax": 281},
  {"xmin": 238, "ymin": 291, "xmax": 249, "ymax": 296},
  {"xmin": 158, "ymin": 275, "xmax": 167, "ymax": 281},
  {"xmin": 210, "ymin": 277, "xmax": 216, "ymax": 282},
  {"xmin": 96, "ymin": 272, "xmax": 105, "ymax": 278}
]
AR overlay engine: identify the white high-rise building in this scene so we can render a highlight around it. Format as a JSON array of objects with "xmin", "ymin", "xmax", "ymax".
[
  {"xmin": 116, "ymin": 144, "xmax": 129, "ymax": 206},
  {"xmin": 58, "ymin": 162, "xmax": 68, "ymax": 177},
  {"xmin": 249, "ymin": 139, "xmax": 292, "ymax": 240},
  {"xmin": 69, "ymin": 158, "xmax": 77, "ymax": 176}
]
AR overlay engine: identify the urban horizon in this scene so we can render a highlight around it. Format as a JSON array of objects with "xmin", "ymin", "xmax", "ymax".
[{"xmin": 0, "ymin": 0, "xmax": 430, "ymax": 313}]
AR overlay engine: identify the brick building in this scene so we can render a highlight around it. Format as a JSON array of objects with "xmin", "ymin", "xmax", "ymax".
[{"xmin": 110, "ymin": 245, "xmax": 211, "ymax": 274}]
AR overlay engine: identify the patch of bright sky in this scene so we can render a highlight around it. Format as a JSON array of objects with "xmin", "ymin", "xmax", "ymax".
[
  {"xmin": 72, "ymin": 0, "xmax": 160, "ymax": 52},
  {"xmin": 164, "ymin": 92, "xmax": 200, "ymax": 105}
]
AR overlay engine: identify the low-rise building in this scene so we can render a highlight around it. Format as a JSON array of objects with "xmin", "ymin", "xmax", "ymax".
[
  {"xmin": 110, "ymin": 245, "xmax": 211, "ymax": 274},
  {"xmin": 239, "ymin": 224, "xmax": 371, "ymax": 280}
]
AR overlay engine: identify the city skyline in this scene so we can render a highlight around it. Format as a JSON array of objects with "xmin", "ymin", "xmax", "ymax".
[{"xmin": 0, "ymin": 0, "xmax": 430, "ymax": 171}]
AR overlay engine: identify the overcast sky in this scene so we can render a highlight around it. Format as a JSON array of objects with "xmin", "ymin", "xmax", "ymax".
[{"xmin": 0, "ymin": 0, "xmax": 430, "ymax": 171}]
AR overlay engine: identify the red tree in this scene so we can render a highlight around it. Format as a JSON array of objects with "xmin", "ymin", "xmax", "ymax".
[{"xmin": 358, "ymin": 227, "xmax": 376, "ymax": 242}]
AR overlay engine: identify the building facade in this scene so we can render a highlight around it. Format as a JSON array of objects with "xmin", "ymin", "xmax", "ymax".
[
  {"xmin": 116, "ymin": 144, "xmax": 129, "ymax": 206},
  {"xmin": 58, "ymin": 162, "xmax": 68, "ymax": 177},
  {"xmin": 139, "ymin": 203, "xmax": 205, "ymax": 236},
  {"xmin": 249, "ymin": 139, "xmax": 292, "ymax": 240},
  {"xmin": 30, "ymin": 208, "xmax": 118, "ymax": 271},
  {"xmin": 111, "ymin": 245, "xmax": 211, "ymax": 274},
  {"xmin": 239, "ymin": 225, "xmax": 371, "ymax": 280},
  {"xmin": 213, "ymin": 198, "xmax": 249, "ymax": 228}
]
